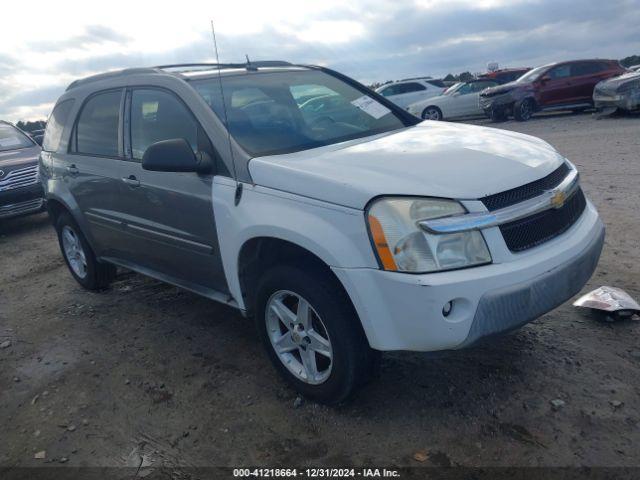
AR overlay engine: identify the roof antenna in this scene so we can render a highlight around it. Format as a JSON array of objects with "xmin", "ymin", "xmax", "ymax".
[
  {"xmin": 210, "ymin": 20, "xmax": 242, "ymax": 201},
  {"xmin": 245, "ymin": 54, "xmax": 257, "ymax": 71}
]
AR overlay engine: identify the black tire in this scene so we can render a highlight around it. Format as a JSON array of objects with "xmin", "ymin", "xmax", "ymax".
[
  {"xmin": 421, "ymin": 106, "xmax": 443, "ymax": 121},
  {"xmin": 488, "ymin": 107, "xmax": 507, "ymax": 122},
  {"xmin": 514, "ymin": 98, "xmax": 535, "ymax": 121},
  {"xmin": 255, "ymin": 264, "xmax": 378, "ymax": 404},
  {"xmin": 55, "ymin": 212, "xmax": 115, "ymax": 290}
]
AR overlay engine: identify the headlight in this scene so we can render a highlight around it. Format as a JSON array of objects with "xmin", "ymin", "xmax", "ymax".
[
  {"xmin": 366, "ymin": 197, "xmax": 491, "ymax": 273},
  {"xmin": 617, "ymin": 81, "xmax": 640, "ymax": 93}
]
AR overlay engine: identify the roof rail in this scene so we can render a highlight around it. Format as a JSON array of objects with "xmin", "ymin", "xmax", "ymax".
[
  {"xmin": 65, "ymin": 67, "xmax": 160, "ymax": 91},
  {"xmin": 155, "ymin": 61, "xmax": 293, "ymax": 71},
  {"xmin": 65, "ymin": 61, "xmax": 296, "ymax": 92}
]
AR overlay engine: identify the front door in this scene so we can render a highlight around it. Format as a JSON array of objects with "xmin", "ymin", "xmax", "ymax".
[
  {"xmin": 538, "ymin": 64, "xmax": 577, "ymax": 106},
  {"xmin": 118, "ymin": 87, "xmax": 228, "ymax": 293}
]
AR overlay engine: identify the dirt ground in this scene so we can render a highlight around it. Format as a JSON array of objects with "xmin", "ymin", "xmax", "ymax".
[{"xmin": 1, "ymin": 111, "xmax": 639, "ymax": 472}]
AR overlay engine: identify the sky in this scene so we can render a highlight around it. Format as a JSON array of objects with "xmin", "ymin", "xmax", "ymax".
[{"xmin": 1, "ymin": 0, "xmax": 639, "ymax": 122}]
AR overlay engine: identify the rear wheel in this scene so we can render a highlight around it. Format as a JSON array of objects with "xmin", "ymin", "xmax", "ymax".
[
  {"xmin": 514, "ymin": 98, "xmax": 535, "ymax": 121},
  {"xmin": 55, "ymin": 212, "xmax": 115, "ymax": 290},
  {"xmin": 255, "ymin": 264, "xmax": 378, "ymax": 404},
  {"xmin": 421, "ymin": 106, "xmax": 443, "ymax": 121}
]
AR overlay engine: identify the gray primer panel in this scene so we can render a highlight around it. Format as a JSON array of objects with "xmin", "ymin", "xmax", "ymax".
[{"xmin": 461, "ymin": 223, "xmax": 605, "ymax": 347}]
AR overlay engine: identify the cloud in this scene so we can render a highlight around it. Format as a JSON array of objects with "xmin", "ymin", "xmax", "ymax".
[
  {"xmin": 1, "ymin": 0, "xmax": 639, "ymax": 121},
  {"xmin": 28, "ymin": 25, "xmax": 130, "ymax": 52}
]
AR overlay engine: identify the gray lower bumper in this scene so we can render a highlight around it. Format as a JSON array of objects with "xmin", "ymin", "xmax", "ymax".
[{"xmin": 460, "ymin": 223, "xmax": 605, "ymax": 347}]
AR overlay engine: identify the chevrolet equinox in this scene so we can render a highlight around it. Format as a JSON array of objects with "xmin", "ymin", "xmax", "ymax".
[{"xmin": 40, "ymin": 61, "xmax": 605, "ymax": 403}]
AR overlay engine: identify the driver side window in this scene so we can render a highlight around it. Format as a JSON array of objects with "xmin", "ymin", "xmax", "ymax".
[
  {"xmin": 548, "ymin": 65, "xmax": 571, "ymax": 79},
  {"xmin": 130, "ymin": 89, "xmax": 198, "ymax": 160}
]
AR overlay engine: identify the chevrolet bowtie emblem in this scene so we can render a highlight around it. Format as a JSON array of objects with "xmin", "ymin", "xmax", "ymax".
[{"xmin": 550, "ymin": 190, "xmax": 566, "ymax": 209}]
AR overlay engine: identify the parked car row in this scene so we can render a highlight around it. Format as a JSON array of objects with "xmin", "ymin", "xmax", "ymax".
[
  {"xmin": 479, "ymin": 59, "xmax": 626, "ymax": 121},
  {"xmin": 388, "ymin": 59, "xmax": 638, "ymax": 123}
]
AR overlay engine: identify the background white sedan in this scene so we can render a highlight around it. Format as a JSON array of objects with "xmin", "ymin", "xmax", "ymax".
[
  {"xmin": 376, "ymin": 78, "xmax": 447, "ymax": 109},
  {"xmin": 407, "ymin": 79, "xmax": 499, "ymax": 120}
]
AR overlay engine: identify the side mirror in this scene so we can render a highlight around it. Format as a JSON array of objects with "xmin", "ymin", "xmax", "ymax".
[
  {"xmin": 142, "ymin": 138, "xmax": 210, "ymax": 173},
  {"xmin": 540, "ymin": 75, "xmax": 551, "ymax": 83}
]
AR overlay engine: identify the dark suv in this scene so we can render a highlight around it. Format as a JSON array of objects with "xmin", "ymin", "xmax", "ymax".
[
  {"xmin": 0, "ymin": 121, "xmax": 44, "ymax": 219},
  {"xmin": 480, "ymin": 59, "xmax": 626, "ymax": 121}
]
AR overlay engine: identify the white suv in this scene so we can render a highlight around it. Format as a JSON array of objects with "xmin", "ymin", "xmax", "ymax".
[
  {"xmin": 375, "ymin": 78, "xmax": 446, "ymax": 109},
  {"xmin": 41, "ymin": 61, "xmax": 604, "ymax": 404}
]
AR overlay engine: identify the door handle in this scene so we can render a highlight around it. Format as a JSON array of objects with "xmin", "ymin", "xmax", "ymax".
[
  {"xmin": 122, "ymin": 175, "xmax": 140, "ymax": 187},
  {"xmin": 66, "ymin": 164, "xmax": 79, "ymax": 175}
]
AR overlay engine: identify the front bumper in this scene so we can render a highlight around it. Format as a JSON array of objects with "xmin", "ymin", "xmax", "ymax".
[
  {"xmin": 480, "ymin": 92, "xmax": 515, "ymax": 112},
  {"xmin": 333, "ymin": 201, "xmax": 604, "ymax": 351},
  {"xmin": 594, "ymin": 91, "xmax": 640, "ymax": 111},
  {"xmin": 0, "ymin": 183, "xmax": 45, "ymax": 219}
]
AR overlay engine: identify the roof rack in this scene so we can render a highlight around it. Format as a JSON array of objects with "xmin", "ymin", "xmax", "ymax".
[
  {"xmin": 65, "ymin": 67, "xmax": 160, "ymax": 91},
  {"xmin": 155, "ymin": 61, "xmax": 293, "ymax": 71},
  {"xmin": 65, "ymin": 61, "xmax": 296, "ymax": 92}
]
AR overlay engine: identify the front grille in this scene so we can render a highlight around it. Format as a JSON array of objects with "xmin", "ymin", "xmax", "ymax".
[
  {"xmin": 0, "ymin": 165, "xmax": 39, "ymax": 192},
  {"xmin": 500, "ymin": 188, "xmax": 587, "ymax": 252},
  {"xmin": 0, "ymin": 198, "xmax": 44, "ymax": 219},
  {"xmin": 481, "ymin": 163, "xmax": 570, "ymax": 211}
]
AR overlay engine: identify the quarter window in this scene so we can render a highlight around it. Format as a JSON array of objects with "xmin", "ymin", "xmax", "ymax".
[
  {"xmin": 74, "ymin": 90, "xmax": 122, "ymax": 157},
  {"xmin": 43, "ymin": 99, "xmax": 75, "ymax": 152},
  {"xmin": 130, "ymin": 89, "xmax": 198, "ymax": 160}
]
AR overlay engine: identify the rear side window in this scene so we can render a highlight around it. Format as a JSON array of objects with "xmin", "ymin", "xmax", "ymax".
[
  {"xmin": 74, "ymin": 90, "xmax": 122, "ymax": 157},
  {"xmin": 397, "ymin": 82, "xmax": 426, "ymax": 94},
  {"xmin": 571, "ymin": 62, "xmax": 604, "ymax": 76},
  {"xmin": 130, "ymin": 89, "xmax": 198, "ymax": 160},
  {"xmin": 43, "ymin": 99, "xmax": 75, "ymax": 152}
]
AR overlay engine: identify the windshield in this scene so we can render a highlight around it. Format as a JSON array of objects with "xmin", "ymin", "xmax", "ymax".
[
  {"xmin": 515, "ymin": 65, "xmax": 549, "ymax": 83},
  {"xmin": 190, "ymin": 70, "xmax": 408, "ymax": 156},
  {"xmin": 0, "ymin": 123, "xmax": 34, "ymax": 152},
  {"xmin": 443, "ymin": 82, "xmax": 463, "ymax": 95}
]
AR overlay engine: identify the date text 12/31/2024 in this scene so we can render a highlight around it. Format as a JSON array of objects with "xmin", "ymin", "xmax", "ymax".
[{"xmin": 233, "ymin": 468, "xmax": 401, "ymax": 478}]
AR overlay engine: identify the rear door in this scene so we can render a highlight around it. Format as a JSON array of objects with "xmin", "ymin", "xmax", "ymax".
[
  {"xmin": 65, "ymin": 89, "xmax": 128, "ymax": 257},
  {"xmin": 570, "ymin": 61, "xmax": 613, "ymax": 101},
  {"xmin": 117, "ymin": 87, "xmax": 228, "ymax": 293}
]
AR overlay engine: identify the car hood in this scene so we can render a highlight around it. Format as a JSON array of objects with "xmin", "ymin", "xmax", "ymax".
[
  {"xmin": 0, "ymin": 145, "xmax": 41, "ymax": 169},
  {"xmin": 598, "ymin": 71, "xmax": 640, "ymax": 88},
  {"xmin": 481, "ymin": 80, "xmax": 527, "ymax": 96},
  {"xmin": 249, "ymin": 122, "xmax": 566, "ymax": 209}
]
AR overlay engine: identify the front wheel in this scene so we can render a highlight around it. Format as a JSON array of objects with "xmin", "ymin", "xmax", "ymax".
[
  {"xmin": 255, "ymin": 264, "xmax": 378, "ymax": 404},
  {"xmin": 421, "ymin": 106, "xmax": 443, "ymax": 121},
  {"xmin": 514, "ymin": 98, "xmax": 535, "ymax": 121},
  {"xmin": 55, "ymin": 212, "xmax": 116, "ymax": 290}
]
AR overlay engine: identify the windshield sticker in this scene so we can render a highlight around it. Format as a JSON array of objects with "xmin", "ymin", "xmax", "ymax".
[
  {"xmin": 351, "ymin": 95, "xmax": 391, "ymax": 119},
  {"xmin": 0, "ymin": 136, "xmax": 23, "ymax": 147}
]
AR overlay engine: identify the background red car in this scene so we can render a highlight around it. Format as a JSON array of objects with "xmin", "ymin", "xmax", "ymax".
[{"xmin": 480, "ymin": 59, "xmax": 626, "ymax": 121}]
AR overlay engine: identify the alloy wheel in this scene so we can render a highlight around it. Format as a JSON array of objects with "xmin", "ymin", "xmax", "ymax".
[
  {"xmin": 423, "ymin": 107, "xmax": 442, "ymax": 121},
  {"xmin": 265, "ymin": 290, "xmax": 333, "ymax": 385},
  {"xmin": 61, "ymin": 225, "xmax": 88, "ymax": 278}
]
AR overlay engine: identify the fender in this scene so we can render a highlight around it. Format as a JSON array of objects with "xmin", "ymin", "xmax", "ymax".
[
  {"xmin": 45, "ymin": 177, "xmax": 101, "ymax": 254},
  {"xmin": 211, "ymin": 176, "xmax": 379, "ymax": 310}
]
